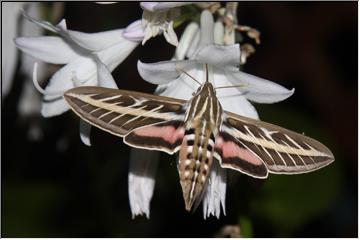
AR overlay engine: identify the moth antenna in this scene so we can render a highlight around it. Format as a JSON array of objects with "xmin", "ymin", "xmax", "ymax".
[
  {"xmin": 214, "ymin": 83, "xmax": 249, "ymax": 90},
  {"xmin": 176, "ymin": 66, "xmax": 202, "ymax": 86},
  {"xmin": 204, "ymin": 63, "xmax": 209, "ymax": 83}
]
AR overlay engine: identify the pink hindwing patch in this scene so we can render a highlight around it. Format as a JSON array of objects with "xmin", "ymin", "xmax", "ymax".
[
  {"xmin": 214, "ymin": 132, "xmax": 268, "ymax": 178},
  {"xmin": 124, "ymin": 121, "xmax": 185, "ymax": 153}
]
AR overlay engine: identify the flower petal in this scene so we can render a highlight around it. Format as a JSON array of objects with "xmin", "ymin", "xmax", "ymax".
[
  {"xmin": 226, "ymin": 69, "xmax": 295, "ymax": 103},
  {"xmin": 23, "ymin": 12, "xmax": 126, "ymax": 53},
  {"xmin": 98, "ymin": 39, "xmax": 139, "ymax": 72},
  {"xmin": 212, "ymin": 68, "xmax": 260, "ymax": 118},
  {"xmin": 195, "ymin": 44, "xmax": 240, "ymax": 69},
  {"xmin": 55, "ymin": 19, "xmax": 122, "ymax": 53},
  {"xmin": 141, "ymin": 24, "xmax": 154, "ymax": 45},
  {"xmin": 163, "ymin": 21, "xmax": 178, "ymax": 46},
  {"xmin": 140, "ymin": 2, "xmax": 190, "ymax": 11},
  {"xmin": 40, "ymin": 59, "xmax": 98, "ymax": 114},
  {"xmin": 15, "ymin": 36, "xmax": 79, "ymax": 64},
  {"xmin": 40, "ymin": 65, "xmax": 77, "ymax": 117},
  {"xmin": 43, "ymin": 57, "xmax": 96, "ymax": 96},
  {"xmin": 123, "ymin": 19, "xmax": 144, "ymax": 42},
  {"xmin": 96, "ymin": 40, "xmax": 139, "ymax": 88},
  {"xmin": 203, "ymin": 160, "xmax": 227, "ymax": 219},
  {"xmin": 41, "ymin": 97, "xmax": 69, "ymax": 117},
  {"xmin": 197, "ymin": 10, "xmax": 214, "ymax": 49},
  {"xmin": 18, "ymin": 78, "xmax": 42, "ymax": 117},
  {"xmin": 96, "ymin": 2, "xmax": 117, "ymax": 4},
  {"xmin": 2, "ymin": 3, "xmax": 22, "ymax": 98},
  {"xmin": 140, "ymin": 2, "xmax": 158, "ymax": 11},
  {"xmin": 22, "ymin": 10, "xmax": 60, "ymax": 33},
  {"xmin": 67, "ymin": 29, "xmax": 125, "ymax": 52},
  {"xmin": 95, "ymin": 60, "xmax": 117, "ymax": 88},
  {"xmin": 186, "ymin": 29, "xmax": 200, "ymax": 59},
  {"xmin": 128, "ymin": 149, "xmax": 160, "ymax": 218},
  {"xmin": 154, "ymin": 68, "xmax": 200, "ymax": 100},
  {"xmin": 214, "ymin": 20, "xmax": 224, "ymax": 44},
  {"xmin": 79, "ymin": 120, "xmax": 91, "ymax": 146},
  {"xmin": 174, "ymin": 22, "xmax": 199, "ymax": 60},
  {"xmin": 220, "ymin": 95, "xmax": 259, "ymax": 119},
  {"xmin": 19, "ymin": 3, "xmax": 47, "ymax": 83},
  {"xmin": 22, "ymin": 13, "xmax": 91, "ymax": 56},
  {"xmin": 44, "ymin": 65, "xmax": 76, "ymax": 94},
  {"xmin": 137, "ymin": 60, "xmax": 194, "ymax": 85}
]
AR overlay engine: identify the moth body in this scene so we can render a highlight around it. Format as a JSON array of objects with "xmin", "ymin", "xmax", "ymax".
[{"xmin": 178, "ymin": 83, "xmax": 222, "ymax": 210}]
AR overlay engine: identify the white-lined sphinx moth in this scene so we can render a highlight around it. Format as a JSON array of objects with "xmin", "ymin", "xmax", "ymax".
[{"xmin": 63, "ymin": 73, "xmax": 334, "ymax": 211}]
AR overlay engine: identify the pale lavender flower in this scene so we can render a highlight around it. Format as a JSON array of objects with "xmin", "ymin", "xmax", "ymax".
[{"xmin": 123, "ymin": 2, "xmax": 192, "ymax": 46}]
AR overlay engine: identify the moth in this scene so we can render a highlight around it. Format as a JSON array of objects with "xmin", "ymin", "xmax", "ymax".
[{"xmin": 63, "ymin": 67, "xmax": 334, "ymax": 211}]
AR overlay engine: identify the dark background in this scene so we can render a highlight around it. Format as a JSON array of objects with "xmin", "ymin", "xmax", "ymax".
[{"xmin": 2, "ymin": 2, "xmax": 357, "ymax": 237}]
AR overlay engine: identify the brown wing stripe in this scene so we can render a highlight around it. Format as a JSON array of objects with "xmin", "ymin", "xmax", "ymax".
[{"xmin": 124, "ymin": 120, "xmax": 185, "ymax": 153}]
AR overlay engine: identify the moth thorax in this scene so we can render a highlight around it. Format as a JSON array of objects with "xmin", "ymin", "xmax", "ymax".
[{"xmin": 178, "ymin": 127, "xmax": 214, "ymax": 211}]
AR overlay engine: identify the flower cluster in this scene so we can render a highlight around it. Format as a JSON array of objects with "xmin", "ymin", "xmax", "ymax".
[{"xmin": 15, "ymin": 2, "xmax": 294, "ymax": 219}]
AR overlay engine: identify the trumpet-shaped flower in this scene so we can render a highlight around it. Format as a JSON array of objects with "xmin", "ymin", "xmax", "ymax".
[
  {"xmin": 131, "ymin": 10, "xmax": 294, "ymax": 219},
  {"xmin": 15, "ymin": 13, "xmax": 139, "ymax": 145},
  {"xmin": 123, "ymin": 2, "xmax": 191, "ymax": 46},
  {"xmin": 16, "ymin": 13, "xmax": 139, "ymax": 117}
]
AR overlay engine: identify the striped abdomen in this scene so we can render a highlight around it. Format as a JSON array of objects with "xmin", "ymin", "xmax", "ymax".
[
  {"xmin": 178, "ymin": 119, "xmax": 218, "ymax": 210},
  {"xmin": 178, "ymin": 83, "xmax": 222, "ymax": 210}
]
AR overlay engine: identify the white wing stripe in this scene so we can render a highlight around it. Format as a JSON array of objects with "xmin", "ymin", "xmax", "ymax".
[
  {"xmin": 67, "ymin": 93, "xmax": 175, "ymax": 121},
  {"xmin": 229, "ymin": 126, "xmax": 331, "ymax": 158},
  {"xmin": 100, "ymin": 95, "xmax": 122, "ymax": 102},
  {"xmin": 109, "ymin": 105, "xmax": 148, "ymax": 124},
  {"xmin": 119, "ymin": 105, "xmax": 164, "ymax": 128}
]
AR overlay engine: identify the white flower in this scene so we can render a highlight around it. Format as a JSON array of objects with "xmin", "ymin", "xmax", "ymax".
[
  {"xmin": 2, "ymin": 2, "xmax": 27, "ymax": 98},
  {"xmin": 15, "ymin": 12, "xmax": 139, "ymax": 145},
  {"xmin": 2, "ymin": 2, "xmax": 46, "ymax": 99},
  {"xmin": 2, "ymin": 3, "xmax": 49, "ymax": 142},
  {"xmin": 123, "ymin": 2, "xmax": 192, "ymax": 46},
  {"xmin": 131, "ymin": 10, "xmax": 294, "ymax": 219},
  {"xmin": 128, "ymin": 149, "xmax": 160, "ymax": 218}
]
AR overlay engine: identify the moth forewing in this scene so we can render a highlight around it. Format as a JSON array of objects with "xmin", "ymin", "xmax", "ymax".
[{"xmin": 63, "ymin": 86, "xmax": 187, "ymax": 139}]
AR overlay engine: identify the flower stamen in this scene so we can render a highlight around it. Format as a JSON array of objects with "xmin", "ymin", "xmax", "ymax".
[
  {"xmin": 32, "ymin": 62, "xmax": 63, "ymax": 96},
  {"xmin": 214, "ymin": 83, "xmax": 249, "ymax": 91}
]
